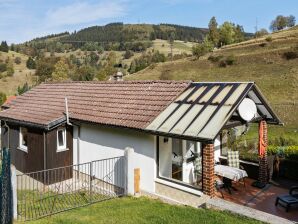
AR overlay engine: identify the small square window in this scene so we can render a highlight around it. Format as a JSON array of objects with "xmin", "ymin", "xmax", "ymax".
[
  {"xmin": 19, "ymin": 127, "xmax": 28, "ymax": 152},
  {"xmin": 57, "ymin": 128, "xmax": 67, "ymax": 152}
]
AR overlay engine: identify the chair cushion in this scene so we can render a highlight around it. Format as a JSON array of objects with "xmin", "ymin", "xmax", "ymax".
[
  {"xmin": 227, "ymin": 151, "xmax": 240, "ymax": 168},
  {"xmin": 278, "ymin": 195, "xmax": 298, "ymax": 205}
]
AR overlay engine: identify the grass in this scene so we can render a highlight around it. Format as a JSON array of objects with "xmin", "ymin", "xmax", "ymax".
[
  {"xmin": 21, "ymin": 197, "xmax": 263, "ymax": 224},
  {"xmin": 152, "ymin": 39, "xmax": 194, "ymax": 55},
  {"xmin": 0, "ymin": 51, "xmax": 35, "ymax": 95},
  {"xmin": 17, "ymin": 189, "xmax": 112, "ymax": 221},
  {"xmin": 126, "ymin": 26, "xmax": 298, "ymax": 140}
]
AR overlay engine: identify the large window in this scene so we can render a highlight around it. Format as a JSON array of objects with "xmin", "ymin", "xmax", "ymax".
[
  {"xmin": 19, "ymin": 127, "xmax": 28, "ymax": 152},
  {"xmin": 57, "ymin": 128, "xmax": 67, "ymax": 152},
  {"xmin": 158, "ymin": 137, "xmax": 202, "ymax": 189}
]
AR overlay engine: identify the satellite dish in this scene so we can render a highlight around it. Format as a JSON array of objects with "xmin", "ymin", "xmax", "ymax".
[{"xmin": 238, "ymin": 98, "xmax": 257, "ymax": 122}]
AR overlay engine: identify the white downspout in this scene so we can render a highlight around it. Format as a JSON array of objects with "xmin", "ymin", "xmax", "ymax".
[{"xmin": 65, "ymin": 97, "xmax": 72, "ymax": 126}]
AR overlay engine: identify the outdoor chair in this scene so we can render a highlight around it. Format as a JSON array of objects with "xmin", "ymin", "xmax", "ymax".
[
  {"xmin": 275, "ymin": 186, "xmax": 298, "ymax": 212},
  {"xmin": 227, "ymin": 151, "xmax": 246, "ymax": 188},
  {"xmin": 215, "ymin": 179, "xmax": 224, "ymax": 198}
]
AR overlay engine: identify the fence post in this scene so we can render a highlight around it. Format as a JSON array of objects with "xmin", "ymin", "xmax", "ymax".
[
  {"xmin": 11, "ymin": 164, "xmax": 17, "ymax": 220},
  {"xmin": 89, "ymin": 162, "xmax": 93, "ymax": 203},
  {"xmin": 124, "ymin": 147, "xmax": 134, "ymax": 195}
]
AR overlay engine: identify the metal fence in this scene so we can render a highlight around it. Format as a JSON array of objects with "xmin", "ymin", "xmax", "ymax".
[{"xmin": 16, "ymin": 156, "xmax": 126, "ymax": 221}]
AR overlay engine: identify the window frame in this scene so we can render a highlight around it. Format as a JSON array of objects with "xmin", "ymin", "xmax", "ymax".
[
  {"xmin": 19, "ymin": 127, "xmax": 28, "ymax": 153},
  {"xmin": 156, "ymin": 136, "xmax": 202, "ymax": 191},
  {"xmin": 57, "ymin": 127, "xmax": 67, "ymax": 152}
]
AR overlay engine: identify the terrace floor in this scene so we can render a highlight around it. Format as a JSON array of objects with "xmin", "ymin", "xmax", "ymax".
[{"xmin": 215, "ymin": 177, "xmax": 298, "ymax": 222}]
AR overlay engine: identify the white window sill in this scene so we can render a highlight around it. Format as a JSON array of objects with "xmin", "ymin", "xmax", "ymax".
[
  {"xmin": 155, "ymin": 178, "xmax": 203, "ymax": 196},
  {"xmin": 17, "ymin": 147, "xmax": 28, "ymax": 153},
  {"xmin": 57, "ymin": 148, "xmax": 69, "ymax": 153}
]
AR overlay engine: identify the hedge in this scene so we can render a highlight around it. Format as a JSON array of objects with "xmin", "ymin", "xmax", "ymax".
[{"xmin": 267, "ymin": 145, "xmax": 298, "ymax": 160}]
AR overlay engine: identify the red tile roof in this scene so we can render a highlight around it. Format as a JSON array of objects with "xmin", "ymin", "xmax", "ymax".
[{"xmin": 0, "ymin": 81, "xmax": 190, "ymax": 130}]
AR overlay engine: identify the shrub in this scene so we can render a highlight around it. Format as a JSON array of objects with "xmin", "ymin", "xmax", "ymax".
[
  {"xmin": 123, "ymin": 50, "xmax": 134, "ymax": 59},
  {"xmin": 0, "ymin": 92, "xmax": 6, "ymax": 105},
  {"xmin": 226, "ymin": 55, "xmax": 236, "ymax": 65},
  {"xmin": 268, "ymin": 145, "xmax": 298, "ymax": 159},
  {"xmin": 219, "ymin": 60, "xmax": 227, "ymax": 67},
  {"xmin": 192, "ymin": 38, "xmax": 213, "ymax": 58},
  {"xmin": 265, "ymin": 36, "xmax": 273, "ymax": 42},
  {"xmin": 159, "ymin": 70, "xmax": 173, "ymax": 80},
  {"xmin": 208, "ymin": 55, "xmax": 223, "ymax": 63},
  {"xmin": 283, "ymin": 51, "xmax": 298, "ymax": 60},
  {"xmin": 0, "ymin": 63, "xmax": 7, "ymax": 72},
  {"xmin": 284, "ymin": 145, "xmax": 298, "ymax": 160},
  {"xmin": 14, "ymin": 57, "xmax": 22, "ymax": 64}
]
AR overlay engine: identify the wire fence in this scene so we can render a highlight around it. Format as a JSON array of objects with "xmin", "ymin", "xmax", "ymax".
[{"xmin": 16, "ymin": 156, "xmax": 126, "ymax": 221}]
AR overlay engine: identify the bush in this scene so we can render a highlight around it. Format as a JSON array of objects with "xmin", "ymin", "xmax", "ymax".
[
  {"xmin": 123, "ymin": 50, "xmax": 134, "ymax": 59},
  {"xmin": 219, "ymin": 60, "xmax": 227, "ymax": 67},
  {"xmin": 226, "ymin": 55, "xmax": 236, "ymax": 65},
  {"xmin": 283, "ymin": 51, "xmax": 298, "ymax": 60},
  {"xmin": 208, "ymin": 55, "xmax": 223, "ymax": 63},
  {"xmin": 259, "ymin": 43, "xmax": 267, "ymax": 47},
  {"xmin": 192, "ymin": 39, "xmax": 213, "ymax": 58},
  {"xmin": 159, "ymin": 70, "xmax": 173, "ymax": 80},
  {"xmin": 0, "ymin": 92, "xmax": 6, "ymax": 105},
  {"xmin": 267, "ymin": 145, "xmax": 298, "ymax": 159},
  {"xmin": 14, "ymin": 57, "xmax": 21, "ymax": 64},
  {"xmin": 0, "ymin": 63, "xmax": 7, "ymax": 72},
  {"xmin": 265, "ymin": 36, "xmax": 273, "ymax": 42}
]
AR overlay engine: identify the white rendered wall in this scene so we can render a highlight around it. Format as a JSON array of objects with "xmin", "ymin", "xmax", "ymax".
[
  {"xmin": 214, "ymin": 135, "xmax": 221, "ymax": 162},
  {"xmin": 158, "ymin": 137, "xmax": 172, "ymax": 178},
  {"xmin": 73, "ymin": 124, "xmax": 156, "ymax": 193}
]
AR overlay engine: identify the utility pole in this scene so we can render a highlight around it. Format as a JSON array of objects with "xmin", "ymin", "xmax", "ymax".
[{"xmin": 255, "ymin": 18, "xmax": 258, "ymax": 38}]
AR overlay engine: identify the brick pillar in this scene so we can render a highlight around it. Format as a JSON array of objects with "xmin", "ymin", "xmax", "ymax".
[
  {"xmin": 202, "ymin": 143, "xmax": 215, "ymax": 197},
  {"xmin": 258, "ymin": 120, "xmax": 268, "ymax": 185}
]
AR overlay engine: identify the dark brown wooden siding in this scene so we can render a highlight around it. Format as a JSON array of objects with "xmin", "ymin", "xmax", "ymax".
[
  {"xmin": 1, "ymin": 122, "xmax": 73, "ymax": 185},
  {"xmin": 45, "ymin": 125, "xmax": 73, "ymax": 184},
  {"xmin": 1, "ymin": 123, "xmax": 44, "ymax": 173}
]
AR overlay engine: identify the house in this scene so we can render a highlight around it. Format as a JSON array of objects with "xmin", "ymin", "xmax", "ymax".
[{"xmin": 0, "ymin": 80, "xmax": 281, "ymax": 197}]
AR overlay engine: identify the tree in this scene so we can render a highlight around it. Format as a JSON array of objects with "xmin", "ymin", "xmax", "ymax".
[
  {"xmin": 207, "ymin": 16, "xmax": 219, "ymax": 46},
  {"xmin": 255, "ymin": 28, "xmax": 269, "ymax": 38},
  {"xmin": 26, "ymin": 57, "xmax": 36, "ymax": 69},
  {"xmin": 96, "ymin": 52, "xmax": 117, "ymax": 80},
  {"xmin": 0, "ymin": 41, "xmax": 9, "ymax": 52},
  {"xmin": 219, "ymin": 22, "xmax": 235, "ymax": 45},
  {"xmin": 287, "ymin": 15, "xmax": 296, "ymax": 27},
  {"xmin": 192, "ymin": 38, "xmax": 213, "ymax": 58},
  {"xmin": 52, "ymin": 58, "xmax": 70, "ymax": 81},
  {"xmin": 72, "ymin": 65, "xmax": 96, "ymax": 81},
  {"xmin": 270, "ymin": 15, "xmax": 288, "ymax": 31},
  {"xmin": 10, "ymin": 44, "xmax": 15, "ymax": 51},
  {"xmin": 0, "ymin": 92, "xmax": 7, "ymax": 106},
  {"xmin": 234, "ymin": 25, "xmax": 245, "ymax": 43},
  {"xmin": 35, "ymin": 57, "xmax": 58, "ymax": 82},
  {"xmin": 168, "ymin": 32, "xmax": 175, "ymax": 61}
]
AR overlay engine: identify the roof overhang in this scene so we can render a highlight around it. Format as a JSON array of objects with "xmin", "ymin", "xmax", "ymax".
[
  {"xmin": 0, "ymin": 116, "xmax": 66, "ymax": 131},
  {"xmin": 145, "ymin": 82, "xmax": 282, "ymax": 142}
]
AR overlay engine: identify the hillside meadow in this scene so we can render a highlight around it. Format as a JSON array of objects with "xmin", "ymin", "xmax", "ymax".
[{"xmin": 126, "ymin": 26, "xmax": 298, "ymax": 141}]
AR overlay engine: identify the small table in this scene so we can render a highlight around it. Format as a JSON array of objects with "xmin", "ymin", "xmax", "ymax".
[{"xmin": 215, "ymin": 165, "xmax": 248, "ymax": 194}]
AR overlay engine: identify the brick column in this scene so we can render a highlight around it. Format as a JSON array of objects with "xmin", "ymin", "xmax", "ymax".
[
  {"xmin": 202, "ymin": 143, "xmax": 215, "ymax": 197},
  {"xmin": 258, "ymin": 120, "xmax": 268, "ymax": 185}
]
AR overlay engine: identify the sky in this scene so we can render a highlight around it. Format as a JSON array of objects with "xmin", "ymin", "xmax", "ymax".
[{"xmin": 0, "ymin": 0, "xmax": 297, "ymax": 44}]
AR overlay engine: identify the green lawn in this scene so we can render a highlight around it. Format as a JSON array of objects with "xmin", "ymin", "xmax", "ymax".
[{"xmin": 23, "ymin": 197, "xmax": 263, "ymax": 224}]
